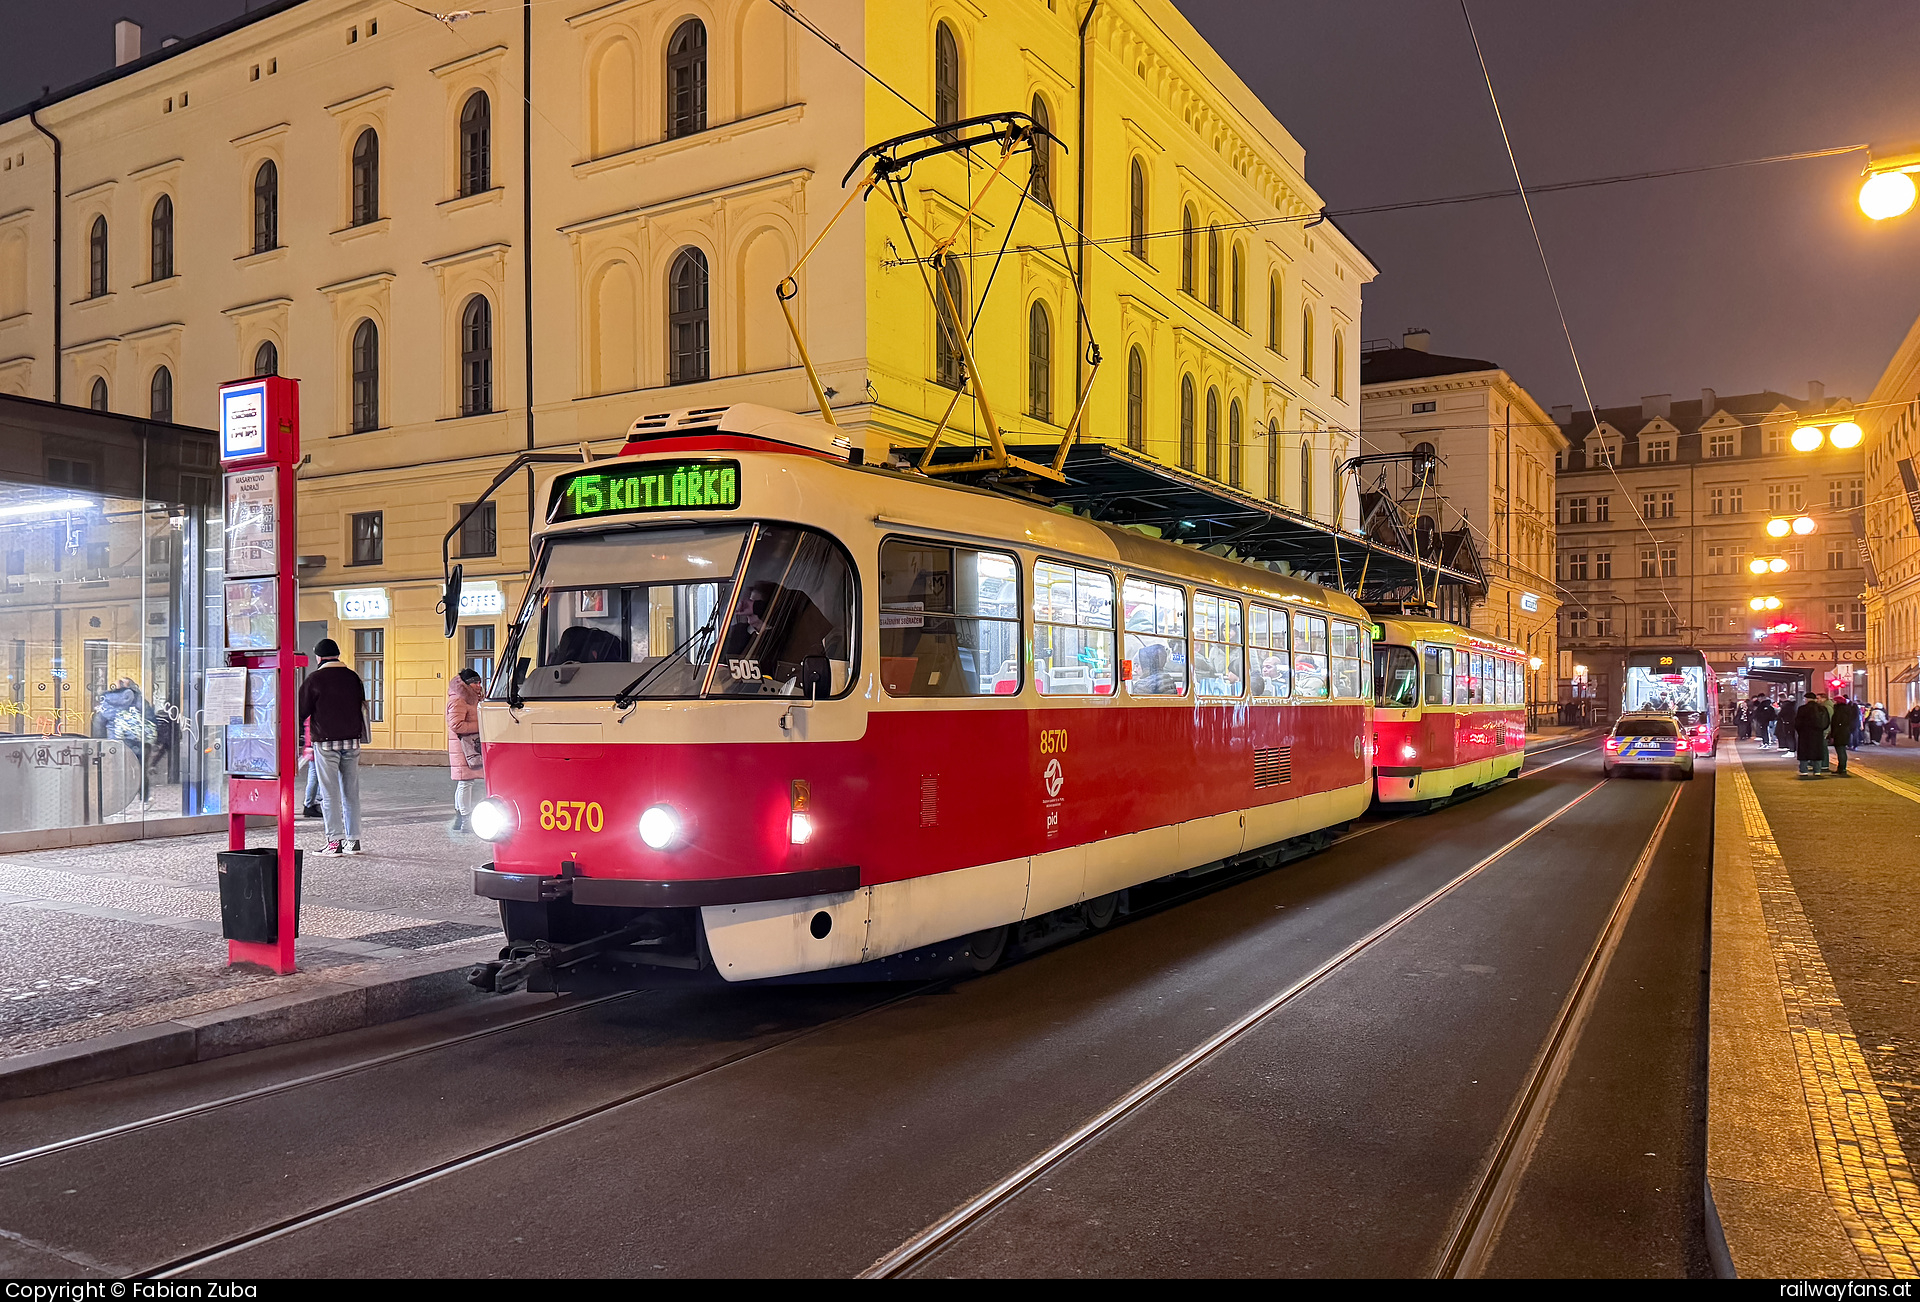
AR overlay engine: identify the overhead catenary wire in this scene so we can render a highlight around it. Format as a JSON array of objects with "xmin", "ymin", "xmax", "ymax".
[{"xmin": 1458, "ymin": 0, "xmax": 1681, "ymax": 624}]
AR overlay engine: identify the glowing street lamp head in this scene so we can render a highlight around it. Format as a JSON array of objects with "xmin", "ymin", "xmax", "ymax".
[
  {"xmin": 1829, "ymin": 421, "xmax": 1864, "ymax": 449},
  {"xmin": 1748, "ymin": 557, "xmax": 1769, "ymax": 575},
  {"xmin": 1750, "ymin": 597, "xmax": 1767, "ymax": 611},
  {"xmin": 1528, "ymin": 656, "xmax": 1542, "ymax": 671},
  {"xmin": 1765, "ymin": 596, "xmax": 1783, "ymax": 611},
  {"xmin": 1766, "ymin": 517, "xmax": 1792, "ymax": 538},
  {"xmin": 1791, "ymin": 515, "xmax": 1817, "ymax": 535},
  {"xmin": 1769, "ymin": 557, "xmax": 1789, "ymax": 573},
  {"xmin": 1791, "ymin": 425, "xmax": 1825, "ymax": 452},
  {"xmin": 1860, "ymin": 170, "xmax": 1918, "ymax": 221}
]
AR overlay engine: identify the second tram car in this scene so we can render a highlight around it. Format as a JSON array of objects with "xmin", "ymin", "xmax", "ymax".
[
  {"xmin": 463, "ymin": 404, "xmax": 1379, "ymax": 992},
  {"xmin": 1369, "ymin": 618, "xmax": 1527, "ymax": 806},
  {"xmin": 1621, "ymin": 648, "xmax": 1720, "ymax": 753}
]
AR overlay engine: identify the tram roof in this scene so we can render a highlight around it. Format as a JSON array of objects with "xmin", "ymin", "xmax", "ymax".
[
  {"xmin": 931, "ymin": 440, "xmax": 1484, "ymax": 598},
  {"xmin": 1375, "ymin": 617, "xmax": 1520, "ymax": 653}
]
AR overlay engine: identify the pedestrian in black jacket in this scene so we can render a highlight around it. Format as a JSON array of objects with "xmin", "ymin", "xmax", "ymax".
[
  {"xmin": 1829, "ymin": 695, "xmax": 1861, "ymax": 775},
  {"xmin": 297, "ymin": 639, "xmax": 368, "ymax": 855},
  {"xmin": 1795, "ymin": 696, "xmax": 1830, "ymax": 777}
]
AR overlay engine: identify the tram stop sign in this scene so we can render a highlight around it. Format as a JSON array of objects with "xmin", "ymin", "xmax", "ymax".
[{"xmin": 216, "ymin": 375, "xmax": 304, "ymax": 975}]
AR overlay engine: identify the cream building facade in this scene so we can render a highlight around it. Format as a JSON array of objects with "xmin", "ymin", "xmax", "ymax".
[
  {"xmin": 1552, "ymin": 386, "xmax": 1865, "ymax": 710},
  {"xmin": 1859, "ymin": 312, "xmax": 1920, "ymax": 713},
  {"xmin": 0, "ymin": 0, "xmax": 1372, "ymax": 755},
  {"xmin": 1358, "ymin": 330, "xmax": 1563, "ymax": 705}
]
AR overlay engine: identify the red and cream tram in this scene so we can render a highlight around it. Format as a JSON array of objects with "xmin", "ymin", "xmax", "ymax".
[
  {"xmin": 462, "ymin": 403, "xmax": 1378, "ymax": 991},
  {"xmin": 1369, "ymin": 618, "xmax": 1527, "ymax": 807}
]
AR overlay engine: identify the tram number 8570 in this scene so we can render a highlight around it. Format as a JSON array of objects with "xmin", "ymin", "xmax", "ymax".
[{"xmin": 539, "ymin": 800, "xmax": 605, "ymax": 832}]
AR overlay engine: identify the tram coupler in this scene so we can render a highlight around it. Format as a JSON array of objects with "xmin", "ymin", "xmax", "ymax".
[{"xmin": 480, "ymin": 916, "xmax": 676, "ymax": 993}]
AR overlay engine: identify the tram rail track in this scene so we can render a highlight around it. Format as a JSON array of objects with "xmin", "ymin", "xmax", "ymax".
[
  {"xmin": 1434, "ymin": 783, "xmax": 1685, "ymax": 1276},
  {"xmin": 859, "ymin": 770, "xmax": 1615, "ymax": 1278},
  {"xmin": 6, "ymin": 735, "xmax": 1614, "ymax": 1278}
]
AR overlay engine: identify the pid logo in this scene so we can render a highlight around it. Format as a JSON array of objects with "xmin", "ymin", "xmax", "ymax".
[{"xmin": 1043, "ymin": 757, "xmax": 1064, "ymax": 798}]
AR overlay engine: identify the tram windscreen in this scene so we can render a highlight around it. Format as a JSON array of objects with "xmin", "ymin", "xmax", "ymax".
[
  {"xmin": 1374, "ymin": 645, "xmax": 1419, "ymax": 707},
  {"xmin": 502, "ymin": 524, "xmax": 855, "ymax": 700},
  {"xmin": 1624, "ymin": 663, "xmax": 1707, "ymax": 725}
]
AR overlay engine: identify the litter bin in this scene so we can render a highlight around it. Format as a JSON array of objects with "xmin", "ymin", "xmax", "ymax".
[{"xmin": 216, "ymin": 848, "xmax": 304, "ymax": 943}]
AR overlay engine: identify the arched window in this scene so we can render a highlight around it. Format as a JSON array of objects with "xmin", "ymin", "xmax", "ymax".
[
  {"xmin": 351, "ymin": 318, "xmax": 379, "ymax": 432},
  {"xmin": 1027, "ymin": 300, "xmax": 1052, "ymax": 421},
  {"xmin": 461, "ymin": 295, "xmax": 493, "ymax": 416},
  {"xmin": 149, "ymin": 366, "xmax": 172, "ymax": 423},
  {"xmin": 253, "ymin": 160, "xmax": 279, "ymax": 254},
  {"xmin": 88, "ymin": 216, "xmax": 107, "ymax": 298},
  {"xmin": 666, "ymin": 19, "xmax": 707, "ymax": 140},
  {"xmin": 460, "ymin": 91, "xmax": 491, "ymax": 196},
  {"xmin": 1228, "ymin": 399, "xmax": 1243, "ymax": 488},
  {"xmin": 1333, "ymin": 330, "xmax": 1346, "ymax": 399},
  {"xmin": 351, "ymin": 128, "xmax": 380, "ymax": 226},
  {"xmin": 1029, "ymin": 95, "xmax": 1052, "ymax": 207},
  {"xmin": 934, "ymin": 22, "xmax": 961, "ymax": 131},
  {"xmin": 1204, "ymin": 387, "xmax": 1220, "ymax": 480},
  {"xmin": 1301, "ymin": 303, "xmax": 1314, "ymax": 379},
  {"xmin": 90, "ymin": 376, "xmax": 108, "ymax": 411},
  {"xmin": 668, "ymin": 246, "xmax": 710, "ymax": 385},
  {"xmin": 1229, "ymin": 244, "xmax": 1243, "ymax": 327},
  {"xmin": 1267, "ymin": 272, "xmax": 1280, "ymax": 350},
  {"xmin": 1125, "ymin": 345, "xmax": 1145, "ymax": 450},
  {"xmin": 1128, "ymin": 159, "xmax": 1147, "ymax": 259},
  {"xmin": 1180, "ymin": 205, "xmax": 1195, "ymax": 292},
  {"xmin": 253, "ymin": 340, "xmax": 279, "ymax": 376},
  {"xmin": 149, "ymin": 195, "xmax": 174, "ymax": 281},
  {"xmin": 1266, "ymin": 418, "xmax": 1280, "ymax": 502},
  {"xmin": 934, "ymin": 257, "xmax": 967, "ymax": 389},
  {"xmin": 1205, "ymin": 226, "xmax": 1220, "ymax": 311},
  {"xmin": 1179, "ymin": 375, "xmax": 1196, "ymax": 470},
  {"xmin": 1300, "ymin": 438, "xmax": 1313, "ymax": 516}
]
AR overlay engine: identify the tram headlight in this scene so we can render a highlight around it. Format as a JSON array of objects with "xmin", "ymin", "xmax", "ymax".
[
  {"xmin": 639, "ymin": 804, "xmax": 684, "ymax": 850},
  {"xmin": 1400, "ymin": 743, "xmax": 1418, "ymax": 760},
  {"xmin": 789, "ymin": 811, "xmax": 814, "ymax": 845},
  {"xmin": 470, "ymin": 797, "xmax": 515, "ymax": 843}
]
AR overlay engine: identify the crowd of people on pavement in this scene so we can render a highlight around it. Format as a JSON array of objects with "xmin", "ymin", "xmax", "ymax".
[{"xmin": 1734, "ymin": 693, "xmax": 1919, "ymax": 778}]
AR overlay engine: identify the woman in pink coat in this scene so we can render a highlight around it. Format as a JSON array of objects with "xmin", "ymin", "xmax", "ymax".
[{"xmin": 446, "ymin": 669, "xmax": 484, "ymax": 832}]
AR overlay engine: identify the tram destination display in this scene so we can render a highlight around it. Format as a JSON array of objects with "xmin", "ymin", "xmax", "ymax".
[{"xmin": 550, "ymin": 460, "xmax": 741, "ymax": 522}]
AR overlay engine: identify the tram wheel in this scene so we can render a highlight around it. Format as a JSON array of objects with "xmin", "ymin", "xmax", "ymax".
[
  {"xmin": 960, "ymin": 925, "xmax": 1009, "ymax": 972},
  {"xmin": 1081, "ymin": 893, "xmax": 1120, "ymax": 931}
]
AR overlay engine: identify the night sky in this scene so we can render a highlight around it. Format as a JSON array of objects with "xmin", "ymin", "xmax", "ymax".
[{"xmin": 8, "ymin": 0, "xmax": 1920, "ymax": 411}]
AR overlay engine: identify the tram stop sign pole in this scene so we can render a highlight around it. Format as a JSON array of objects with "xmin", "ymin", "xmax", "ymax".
[{"xmin": 215, "ymin": 376, "xmax": 302, "ymax": 974}]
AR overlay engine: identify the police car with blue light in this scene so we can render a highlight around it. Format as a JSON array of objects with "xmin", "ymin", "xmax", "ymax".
[{"xmin": 1601, "ymin": 711, "xmax": 1697, "ymax": 780}]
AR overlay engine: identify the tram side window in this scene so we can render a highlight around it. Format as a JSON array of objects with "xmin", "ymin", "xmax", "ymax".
[
  {"xmin": 1453, "ymin": 651, "xmax": 1472, "ymax": 705},
  {"xmin": 1330, "ymin": 618, "xmax": 1364, "ymax": 698},
  {"xmin": 1034, "ymin": 559, "xmax": 1115, "ymax": 695},
  {"xmin": 1122, "ymin": 577, "xmax": 1188, "ymax": 696},
  {"xmin": 1250, "ymin": 604, "xmax": 1288, "ymax": 696},
  {"xmin": 1192, "ymin": 592, "xmax": 1245, "ymax": 697},
  {"xmin": 1375, "ymin": 644, "xmax": 1418, "ymax": 707},
  {"xmin": 1501, "ymin": 659, "xmax": 1515, "ymax": 705},
  {"xmin": 880, "ymin": 540, "xmax": 1021, "ymax": 696},
  {"xmin": 1292, "ymin": 613, "xmax": 1329, "ymax": 698},
  {"xmin": 1423, "ymin": 646, "xmax": 1452, "ymax": 705},
  {"xmin": 1490, "ymin": 658, "xmax": 1505, "ymax": 705}
]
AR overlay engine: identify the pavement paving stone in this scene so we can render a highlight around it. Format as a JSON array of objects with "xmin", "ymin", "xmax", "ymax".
[
  {"xmin": 1729, "ymin": 740, "xmax": 1920, "ymax": 1277},
  {"xmin": 0, "ymin": 764, "xmax": 499, "ymax": 1059}
]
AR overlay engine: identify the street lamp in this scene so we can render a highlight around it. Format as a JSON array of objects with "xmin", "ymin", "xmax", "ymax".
[
  {"xmin": 1860, "ymin": 147, "xmax": 1920, "ymax": 220},
  {"xmin": 1767, "ymin": 515, "xmax": 1817, "ymax": 537},
  {"xmin": 1750, "ymin": 596, "xmax": 1782, "ymax": 611},
  {"xmin": 1789, "ymin": 420, "xmax": 1864, "ymax": 450}
]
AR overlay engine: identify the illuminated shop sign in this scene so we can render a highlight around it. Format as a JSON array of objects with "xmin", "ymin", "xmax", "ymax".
[
  {"xmin": 335, "ymin": 587, "xmax": 391, "ymax": 620},
  {"xmin": 1520, "ymin": 592, "xmax": 1539, "ymax": 612},
  {"xmin": 458, "ymin": 580, "xmax": 506, "ymax": 616},
  {"xmin": 549, "ymin": 460, "xmax": 741, "ymax": 522}
]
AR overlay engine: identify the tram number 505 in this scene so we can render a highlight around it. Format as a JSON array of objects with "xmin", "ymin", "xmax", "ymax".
[{"xmin": 539, "ymin": 800, "xmax": 605, "ymax": 832}]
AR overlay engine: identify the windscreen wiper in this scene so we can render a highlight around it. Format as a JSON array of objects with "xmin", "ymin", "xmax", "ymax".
[{"xmin": 612, "ymin": 611, "xmax": 722, "ymax": 710}]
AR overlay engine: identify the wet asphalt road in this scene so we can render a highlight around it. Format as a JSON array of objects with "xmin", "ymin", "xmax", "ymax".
[{"xmin": 0, "ymin": 738, "xmax": 1715, "ymax": 1278}]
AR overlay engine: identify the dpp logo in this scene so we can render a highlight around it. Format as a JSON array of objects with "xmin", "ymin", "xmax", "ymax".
[{"xmin": 1042, "ymin": 757, "xmax": 1064, "ymax": 799}]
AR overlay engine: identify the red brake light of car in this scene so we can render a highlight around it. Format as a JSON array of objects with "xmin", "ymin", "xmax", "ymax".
[
  {"xmin": 1604, "ymin": 738, "xmax": 1621, "ymax": 750},
  {"xmin": 1675, "ymin": 739, "xmax": 1690, "ymax": 752}
]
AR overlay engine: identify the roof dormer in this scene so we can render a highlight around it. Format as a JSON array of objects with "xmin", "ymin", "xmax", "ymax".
[
  {"xmin": 1584, "ymin": 421, "xmax": 1621, "ymax": 467},
  {"xmin": 1637, "ymin": 418, "xmax": 1676, "ymax": 464}
]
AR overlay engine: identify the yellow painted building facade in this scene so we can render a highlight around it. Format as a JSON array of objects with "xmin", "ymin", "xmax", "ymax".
[
  {"xmin": 1861, "ymin": 312, "xmax": 1920, "ymax": 712},
  {"xmin": 0, "ymin": 0, "xmax": 1371, "ymax": 754}
]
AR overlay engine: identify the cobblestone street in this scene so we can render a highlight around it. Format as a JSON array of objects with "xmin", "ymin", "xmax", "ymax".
[{"xmin": 0, "ymin": 765, "xmax": 497, "ymax": 1058}]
